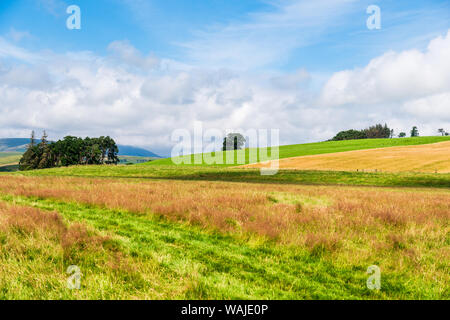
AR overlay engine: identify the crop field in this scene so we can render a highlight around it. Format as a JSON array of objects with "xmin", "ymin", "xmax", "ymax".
[
  {"xmin": 0, "ymin": 152, "xmax": 21, "ymax": 166},
  {"xmin": 244, "ymin": 141, "xmax": 450, "ymax": 173},
  {"xmin": 150, "ymin": 136, "xmax": 450, "ymax": 166},
  {"xmin": 0, "ymin": 172, "xmax": 449, "ymax": 299}
]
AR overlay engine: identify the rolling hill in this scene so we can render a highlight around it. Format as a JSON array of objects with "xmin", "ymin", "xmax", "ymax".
[
  {"xmin": 148, "ymin": 136, "xmax": 450, "ymax": 166},
  {"xmin": 244, "ymin": 140, "xmax": 450, "ymax": 173}
]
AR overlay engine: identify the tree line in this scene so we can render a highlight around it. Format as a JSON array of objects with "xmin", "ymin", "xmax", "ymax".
[
  {"xmin": 19, "ymin": 131, "xmax": 119, "ymax": 171},
  {"xmin": 331, "ymin": 123, "xmax": 393, "ymax": 141},
  {"xmin": 330, "ymin": 124, "xmax": 449, "ymax": 141}
]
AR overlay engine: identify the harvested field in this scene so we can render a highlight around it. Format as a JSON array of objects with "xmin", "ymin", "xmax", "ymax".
[{"xmin": 243, "ymin": 141, "xmax": 450, "ymax": 173}]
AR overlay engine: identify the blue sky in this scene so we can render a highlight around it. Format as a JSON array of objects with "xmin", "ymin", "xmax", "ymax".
[
  {"xmin": 0, "ymin": 0, "xmax": 449, "ymax": 155},
  {"xmin": 1, "ymin": 0, "xmax": 449, "ymax": 71}
]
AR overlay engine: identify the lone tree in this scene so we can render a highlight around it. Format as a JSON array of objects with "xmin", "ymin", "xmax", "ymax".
[
  {"xmin": 410, "ymin": 126, "xmax": 419, "ymax": 137},
  {"xmin": 438, "ymin": 128, "xmax": 445, "ymax": 136},
  {"xmin": 398, "ymin": 132, "xmax": 406, "ymax": 138},
  {"xmin": 222, "ymin": 133, "xmax": 246, "ymax": 151}
]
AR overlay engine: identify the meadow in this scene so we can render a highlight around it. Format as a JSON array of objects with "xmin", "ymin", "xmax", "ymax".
[
  {"xmin": 0, "ymin": 173, "xmax": 448, "ymax": 299},
  {"xmin": 0, "ymin": 152, "xmax": 21, "ymax": 166},
  {"xmin": 0, "ymin": 137, "xmax": 449, "ymax": 300},
  {"xmin": 151, "ymin": 136, "xmax": 450, "ymax": 166}
]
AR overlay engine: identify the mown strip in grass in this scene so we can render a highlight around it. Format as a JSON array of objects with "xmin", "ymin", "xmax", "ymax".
[
  {"xmin": 12, "ymin": 165, "xmax": 450, "ymax": 189},
  {"xmin": 0, "ymin": 194, "xmax": 417, "ymax": 300}
]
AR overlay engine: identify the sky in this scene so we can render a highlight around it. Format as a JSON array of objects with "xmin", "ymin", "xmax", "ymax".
[{"xmin": 0, "ymin": 0, "xmax": 449, "ymax": 156}]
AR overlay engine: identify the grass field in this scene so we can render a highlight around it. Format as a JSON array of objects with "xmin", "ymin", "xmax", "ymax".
[
  {"xmin": 0, "ymin": 175, "xmax": 448, "ymax": 299},
  {"xmin": 1, "ymin": 137, "xmax": 449, "ymax": 300},
  {"xmin": 150, "ymin": 136, "xmax": 450, "ymax": 166},
  {"xmin": 244, "ymin": 141, "xmax": 450, "ymax": 173},
  {"xmin": 0, "ymin": 152, "xmax": 21, "ymax": 166}
]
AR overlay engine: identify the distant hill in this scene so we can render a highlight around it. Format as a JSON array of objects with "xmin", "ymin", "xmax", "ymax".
[
  {"xmin": 0, "ymin": 138, "xmax": 161, "ymax": 158},
  {"xmin": 117, "ymin": 145, "xmax": 161, "ymax": 158}
]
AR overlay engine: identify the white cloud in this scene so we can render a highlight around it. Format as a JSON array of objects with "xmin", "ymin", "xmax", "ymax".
[
  {"xmin": 320, "ymin": 30, "xmax": 450, "ymax": 106},
  {"xmin": 108, "ymin": 40, "xmax": 159, "ymax": 70},
  {"xmin": 1, "ymin": 30, "xmax": 450, "ymax": 156}
]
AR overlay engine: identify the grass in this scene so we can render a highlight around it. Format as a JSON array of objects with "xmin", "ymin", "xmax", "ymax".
[
  {"xmin": 149, "ymin": 136, "xmax": 450, "ymax": 166},
  {"xmin": 1, "ymin": 137, "xmax": 449, "ymax": 300},
  {"xmin": 0, "ymin": 175, "xmax": 448, "ymax": 299},
  {"xmin": 0, "ymin": 152, "xmax": 21, "ymax": 166},
  {"xmin": 11, "ymin": 164, "xmax": 450, "ymax": 188},
  {"xmin": 118, "ymin": 155, "xmax": 158, "ymax": 164}
]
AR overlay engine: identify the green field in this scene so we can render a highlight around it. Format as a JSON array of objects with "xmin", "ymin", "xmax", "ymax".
[
  {"xmin": 0, "ymin": 152, "xmax": 22, "ymax": 172},
  {"xmin": 118, "ymin": 155, "xmax": 158, "ymax": 164},
  {"xmin": 1, "ymin": 137, "xmax": 449, "ymax": 300},
  {"xmin": 0, "ymin": 152, "xmax": 21, "ymax": 166},
  {"xmin": 149, "ymin": 136, "xmax": 450, "ymax": 166}
]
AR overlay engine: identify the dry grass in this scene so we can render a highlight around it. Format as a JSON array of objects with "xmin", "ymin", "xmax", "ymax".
[
  {"xmin": 0, "ymin": 175, "xmax": 448, "ymax": 254},
  {"xmin": 0, "ymin": 175, "xmax": 449, "ymax": 298},
  {"xmin": 0, "ymin": 202, "xmax": 112, "ymax": 261},
  {"xmin": 243, "ymin": 141, "xmax": 450, "ymax": 173}
]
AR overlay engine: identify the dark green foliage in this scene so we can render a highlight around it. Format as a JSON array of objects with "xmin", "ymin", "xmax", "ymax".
[
  {"xmin": 331, "ymin": 123, "xmax": 392, "ymax": 141},
  {"xmin": 410, "ymin": 126, "xmax": 419, "ymax": 137},
  {"xmin": 363, "ymin": 124, "xmax": 391, "ymax": 139},
  {"xmin": 398, "ymin": 132, "xmax": 406, "ymax": 138},
  {"xmin": 331, "ymin": 129, "xmax": 367, "ymax": 141},
  {"xmin": 19, "ymin": 132, "xmax": 119, "ymax": 171},
  {"xmin": 222, "ymin": 133, "xmax": 246, "ymax": 151}
]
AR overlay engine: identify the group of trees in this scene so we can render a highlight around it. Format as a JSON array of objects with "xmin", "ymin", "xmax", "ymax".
[
  {"xmin": 331, "ymin": 124, "xmax": 393, "ymax": 141},
  {"xmin": 332, "ymin": 125, "xmax": 450, "ymax": 141},
  {"xmin": 19, "ymin": 131, "xmax": 119, "ymax": 171}
]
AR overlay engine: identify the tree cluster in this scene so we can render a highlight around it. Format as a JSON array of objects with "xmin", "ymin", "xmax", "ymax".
[
  {"xmin": 19, "ymin": 131, "xmax": 119, "ymax": 171},
  {"xmin": 331, "ymin": 124, "xmax": 392, "ymax": 141}
]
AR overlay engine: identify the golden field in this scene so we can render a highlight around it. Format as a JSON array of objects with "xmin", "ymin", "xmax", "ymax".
[{"xmin": 243, "ymin": 141, "xmax": 450, "ymax": 173}]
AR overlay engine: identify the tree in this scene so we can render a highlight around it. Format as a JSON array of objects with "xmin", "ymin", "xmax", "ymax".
[
  {"xmin": 222, "ymin": 133, "xmax": 246, "ymax": 151},
  {"xmin": 37, "ymin": 131, "xmax": 52, "ymax": 169},
  {"xmin": 331, "ymin": 129, "xmax": 367, "ymax": 141},
  {"xmin": 28, "ymin": 130, "xmax": 36, "ymax": 148},
  {"xmin": 438, "ymin": 128, "xmax": 445, "ymax": 136},
  {"xmin": 398, "ymin": 132, "xmax": 406, "ymax": 138},
  {"xmin": 330, "ymin": 123, "xmax": 392, "ymax": 141},
  {"xmin": 363, "ymin": 123, "xmax": 391, "ymax": 139},
  {"xmin": 411, "ymin": 126, "xmax": 419, "ymax": 137}
]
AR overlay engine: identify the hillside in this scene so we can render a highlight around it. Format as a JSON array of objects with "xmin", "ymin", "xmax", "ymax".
[
  {"xmin": 0, "ymin": 138, "xmax": 161, "ymax": 158},
  {"xmin": 244, "ymin": 140, "xmax": 450, "ymax": 173},
  {"xmin": 148, "ymin": 136, "xmax": 450, "ymax": 166}
]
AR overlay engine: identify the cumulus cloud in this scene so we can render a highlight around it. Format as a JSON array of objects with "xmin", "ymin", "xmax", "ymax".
[
  {"xmin": 320, "ymin": 30, "xmax": 450, "ymax": 107},
  {"xmin": 1, "ymin": 30, "xmax": 450, "ymax": 156},
  {"xmin": 108, "ymin": 40, "xmax": 160, "ymax": 70}
]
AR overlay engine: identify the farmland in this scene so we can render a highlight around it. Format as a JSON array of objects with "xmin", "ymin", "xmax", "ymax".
[
  {"xmin": 0, "ymin": 137, "xmax": 449, "ymax": 300},
  {"xmin": 150, "ymin": 136, "xmax": 450, "ymax": 166},
  {"xmin": 244, "ymin": 141, "xmax": 450, "ymax": 173}
]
